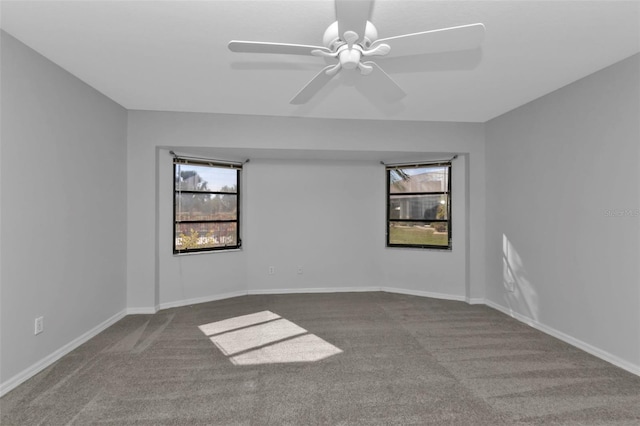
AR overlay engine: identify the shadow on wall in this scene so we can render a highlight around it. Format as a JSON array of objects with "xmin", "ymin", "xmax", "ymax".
[{"xmin": 502, "ymin": 234, "xmax": 539, "ymax": 323}]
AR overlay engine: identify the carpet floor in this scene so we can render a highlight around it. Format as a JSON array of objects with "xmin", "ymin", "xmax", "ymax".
[{"xmin": 2, "ymin": 292, "xmax": 639, "ymax": 425}]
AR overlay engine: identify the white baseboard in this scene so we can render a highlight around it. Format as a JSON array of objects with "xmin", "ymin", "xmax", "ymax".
[
  {"xmin": 248, "ymin": 286, "xmax": 379, "ymax": 295},
  {"xmin": 465, "ymin": 297, "xmax": 485, "ymax": 305},
  {"xmin": 126, "ymin": 307, "xmax": 158, "ymax": 315},
  {"xmin": 484, "ymin": 299, "xmax": 640, "ymax": 377},
  {"xmin": 158, "ymin": 290, "xmax": 248, "ymax": 310},
  {"xmin": 247, "ymin": 286, "xmax": 469, "ymax": 304},
  {"xmin": 381, "ymin": 286, "xmax": 467, "ymax": 302},
  {"xmin": 0, "ymin": 309, "xmax": 127, "ymax": 397},
  {"xmin": 152, "ymin": 289, "xmax": 475, "ymax": 310}
]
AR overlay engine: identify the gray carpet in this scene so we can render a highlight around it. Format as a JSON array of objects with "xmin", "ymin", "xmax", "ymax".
[{"xmin": 2, "ymin": 292, "xmax": 639, "ymax": 425}]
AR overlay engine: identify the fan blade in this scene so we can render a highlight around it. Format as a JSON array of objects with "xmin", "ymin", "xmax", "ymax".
[
  {"xmin": 290, "ymin": 65, "xmax": 338, "ymax": 105},
  {"xmin": 362, "ymin": 62, "xmax": 406, "ymax": 102},
  {"xmin": 229, "ymin": 41, "xmax": 331, "ymax": 56},
  {"xmin": 335, "ymin": 0, "xmax": 372, "ymax": 43},
  {"xmin": 371, "ymin": 23, "xmax": 485, "ymax": 57}
]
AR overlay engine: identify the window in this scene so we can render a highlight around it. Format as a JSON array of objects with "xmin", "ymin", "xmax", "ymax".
[
  {"xmin": 174, "ymin": 158, "xmax": 241, "ymax": 254},
  {"xmin": 386, "ymin": 163, "xmax": 451, "ymax": 249}
]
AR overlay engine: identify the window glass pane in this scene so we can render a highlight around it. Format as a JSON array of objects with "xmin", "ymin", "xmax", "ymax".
[
  {"xmin": 175, "ymin": 222, "xmax": 238, "ymax": 250},
  {"xmin": 175, "ymin": 193, "xmax": 237, "ymax": 221},
  {"xmin": 388, "ymin": 222, "xmax": 448, "ymax": 246},
  {"xmin": 389, "ymin": 166, "xmax": 448, "ymax": 193},
  {"xmin": 175, "ymin": 164, "xmax": 237, "ymax": 192},
  {"xmin": 389, "ymin": 194, "xmax": 449, "ymax": 220}
]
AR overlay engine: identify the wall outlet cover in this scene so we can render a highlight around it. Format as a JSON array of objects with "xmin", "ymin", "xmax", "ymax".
[{"xmin": 34, "ymin": 317, "xmax": 44, "ymax": 335}]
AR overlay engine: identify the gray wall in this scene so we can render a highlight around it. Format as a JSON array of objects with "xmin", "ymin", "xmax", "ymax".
[
  {"xmin": 4, "ymin": 22, "xmax": 636, "ymax": 394},
  {"xmin": 128, "ymin": 112, "xmax": 486, "ymax": 310},
  {"xmin": 0, "ymin": 32, "xmax": 128, "ymax": 383},
  {"xmin": 485, "ymin": 54, "xmax": 640, "ymax": 370}
]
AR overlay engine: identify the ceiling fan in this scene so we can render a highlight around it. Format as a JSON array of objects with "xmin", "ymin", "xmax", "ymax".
[{"xmin": 228, "ymin": 0, "xmax": 485, "ymax": 104}]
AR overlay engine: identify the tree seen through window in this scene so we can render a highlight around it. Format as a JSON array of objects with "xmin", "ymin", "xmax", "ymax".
[{"xmin": 174, "ymin": 160, "xmax": 241, "ymax": 253}]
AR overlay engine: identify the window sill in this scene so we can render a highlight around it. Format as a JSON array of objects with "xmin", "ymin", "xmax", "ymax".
[
  {"xmin": 173, "ymin": 248, "xmax": 242, "ymax": 256},
  {"xmin": 385, "ymin": 245, "xmax": 452, "ymax": 252}
]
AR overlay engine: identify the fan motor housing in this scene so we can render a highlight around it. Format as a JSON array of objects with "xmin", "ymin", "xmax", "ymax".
[{"xmin": 323, "ymin": 21, "xmax": 378, "ymax": 50}]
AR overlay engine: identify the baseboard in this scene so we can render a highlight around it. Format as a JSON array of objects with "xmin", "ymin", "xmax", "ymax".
[
  {"xmin": 381, "ymin": 286, "xmax": 467, "ymax": 302},
  {"xmin": 0, "ymin": 309, "xmax": 128, "ymax": 397},
  {"xmin": 248, "ymin": 286, "xmax": 379, "ymax": 295},
  {"xmin": 465, "ymin": 297, "xmax": 485, "ymax": 305},
  {"xmin": 126, "ymin": 306, "xmax": 158, "ymax": 315},
  {"xmin": 158, "ymin": 290, "xmax": 248, "ymax": 310},
  {"xmin": 485, "ymin": 299, "xmax": 640, "ymax": 377},
  {"xmin": 135, "ymin": 287, "xmax": 472, "ymax": 311}
]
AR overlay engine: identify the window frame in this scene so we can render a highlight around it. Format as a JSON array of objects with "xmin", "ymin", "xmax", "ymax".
[
  {"xmin": 173, "ymin": 158, "xmax": 242, "ymax": 254},
  {"xmin": 386, "ymin": 162, "xmax": 452, "ymax": 250}
]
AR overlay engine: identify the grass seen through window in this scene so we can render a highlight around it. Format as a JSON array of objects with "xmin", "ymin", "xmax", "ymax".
[{"xmin": 389, "ymin": 223, "xmax": 448, "ymax": 246}]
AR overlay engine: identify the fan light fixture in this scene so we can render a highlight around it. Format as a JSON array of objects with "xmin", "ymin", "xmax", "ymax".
[{"xmin": 228, "ymin": 0, "xmax": 485, "ymax": 104}]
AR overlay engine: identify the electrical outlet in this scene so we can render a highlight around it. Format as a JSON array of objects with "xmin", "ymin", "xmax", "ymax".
[
  {"xmin": 268, "ymin": 266, "xmax": 275, "ymax": 275},
  {"xmin": 34, "ymin": 316, "xmax": 44, "ymax": 335},
  {"xmin": 297, "ymin": 266, "xmax": 303, "ymax": 275}
]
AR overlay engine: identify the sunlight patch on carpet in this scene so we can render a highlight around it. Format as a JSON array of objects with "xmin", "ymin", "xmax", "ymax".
[{"xmin": 199, "ymin": 310, "xmax": 342, "ymax": 365}]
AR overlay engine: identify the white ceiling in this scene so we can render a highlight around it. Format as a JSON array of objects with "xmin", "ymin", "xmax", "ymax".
[{"xmin": 1, "ymin": 0, "xmax": 639, "ymax": 123}]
